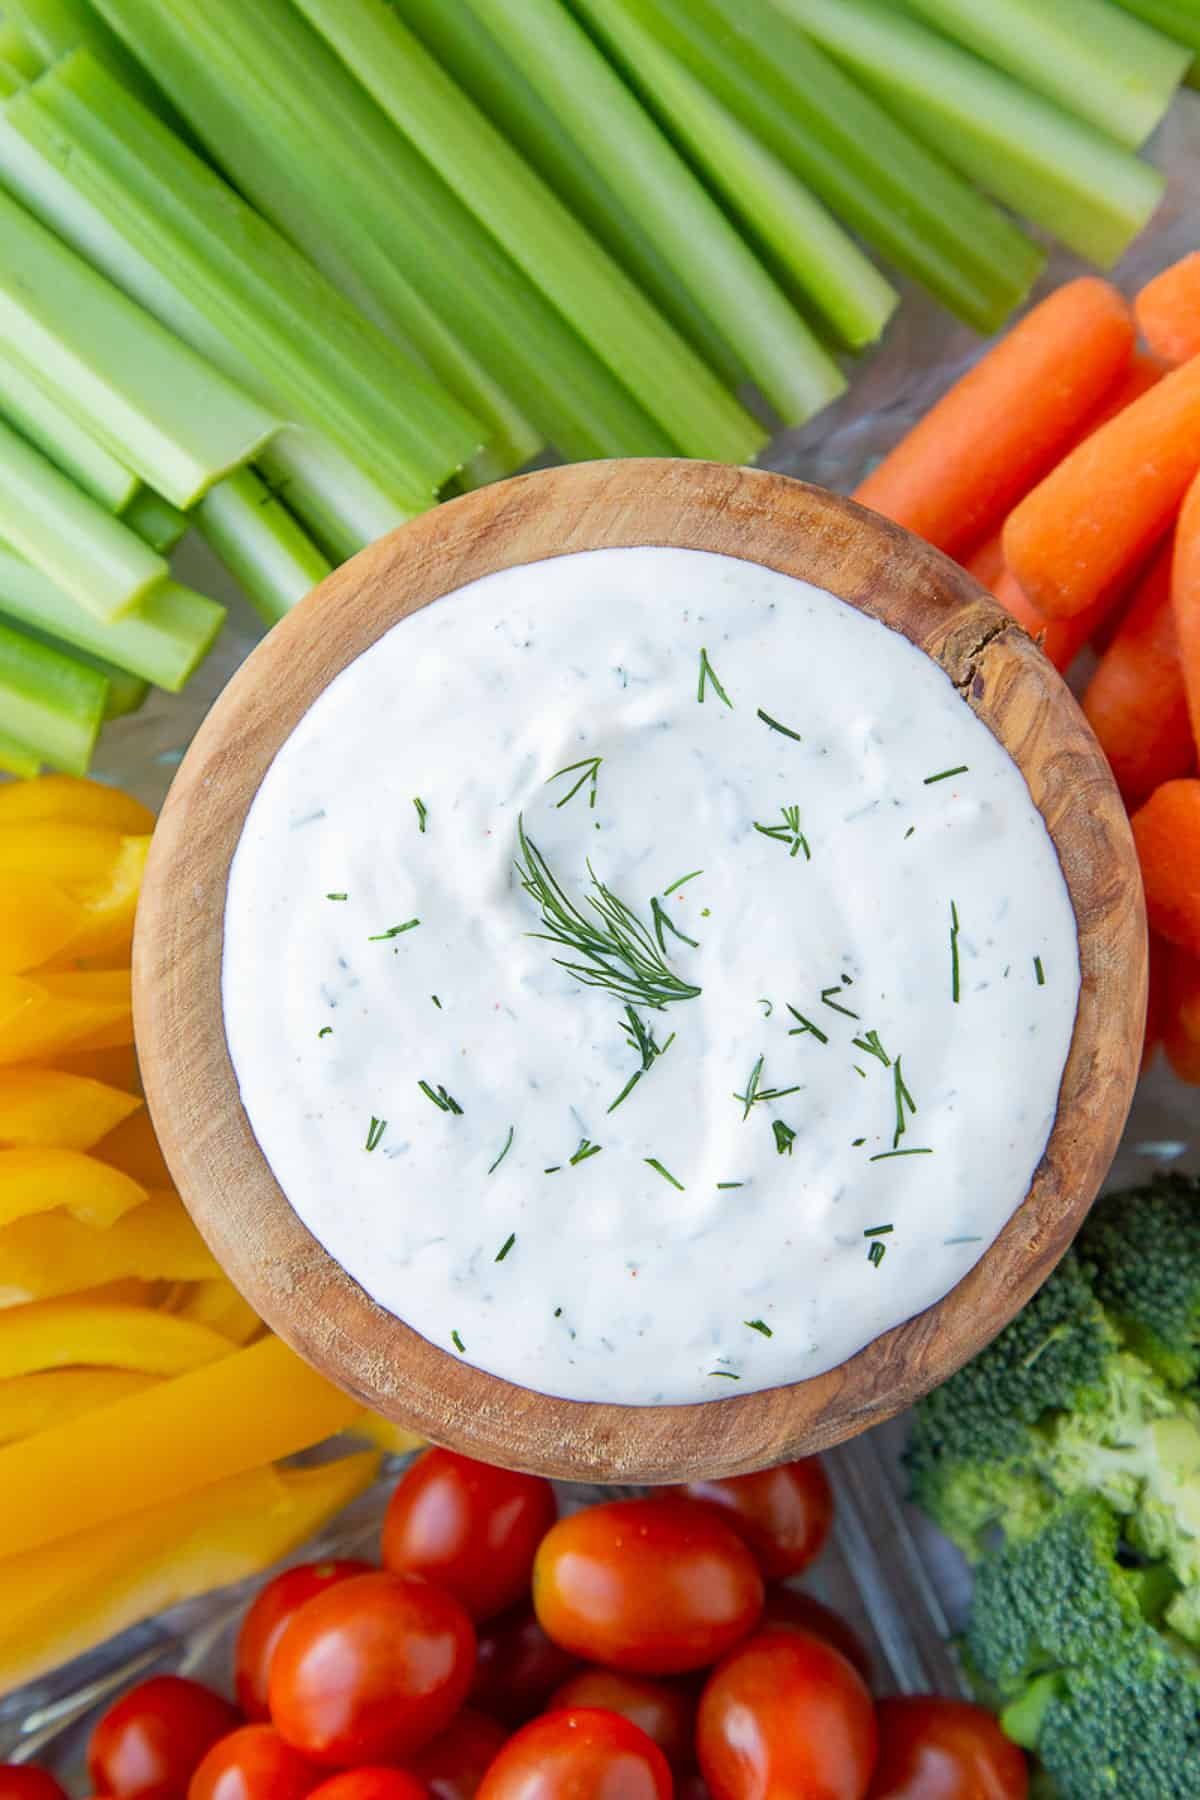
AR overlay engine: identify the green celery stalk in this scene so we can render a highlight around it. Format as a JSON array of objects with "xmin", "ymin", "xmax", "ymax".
[
  {"xmin": 0, "ymin": 55, "xmax": 484, "ymax": 512},
  {"xmin": 609, "ymin": 0, "xmax": 1044, "ymax": 333},
  {"xmin": 8, "ymin": 0, "xmax": 195, "ymax": 138},
  {"xmin": 197, "ymin": 469, "xmax": 332, "ymax": 629},
  {"xmin": 120, "ymin": 488, "xmax": 187, "ymax": 555},
  {"xmin": 1109, "ymin": 0, "xmax": 1200, "ymax": 73},
  {"xmin": 573, "ymin": 0, "xmax": 896, "ymax": 350},
  {"xmin": 92, "ymin": 0, "xmax": 674, "ymax": 465},
  {"xmin": 397, "ymin": 0, "xmax": 744, "ymax": 384},
  {"xmin": 0, "ymin": 731, "xmax": 42, "ymax": 778},
  {"xmin": 0, "ymin": 186, "xmax": 278, "ymax": 507},
  {"xmin": 896, "ymin": 0, "xmax": 1189, "ymax": 149},
  {"xmin": 447, "ymin": 0, "xmax": 841, "ymax": 424},
  {"xmin": 0, "ymin": 551, "xmax": 224, "ymax": 692},
  {"xmin": 285, "ymin": 0, "xmax": 767, "ymax": 459},
  {"xmin": 0, "ymin": 26, "xmax": 46, "ymax": 81},
  {"xmin": 257, "ymin": 439, "xmax": 416, "ymax": 566},
  {"xmin": 0, "ymin": 343, "xmax": 139, "ymax": 511},
  {"xmin": 778, "ymin": 0, "xmax": 1165, "ymax": 269},
  {"xmin": 0, "ymin": 615, "xmax": 107, "ymax": 774},
  {"xmin": 12, "ymin": 618, "xmax": 148, "ymax": 717},
  {"xmin": 0, "ymin": 415, "xmax": 166, "ymax": 621}
]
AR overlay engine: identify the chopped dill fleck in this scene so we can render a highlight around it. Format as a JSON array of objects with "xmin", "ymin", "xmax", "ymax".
[
  {"xmin": 733, "ymin": 1054, "xmax": 801, "ymax": 1120},
  {"xmin": 717, "ymin": 1181, "xmax": 745, "ymax": 1189},
  {"xmin": 544, "ymin": 1165, "xmax": 562, "ymax": 1174},
  {"xmin": 413, "ymin": 796, "xmax": 428, "ymax": 832},
  {"xmin": 1034, "ymin": 955, "xmax": 1046, "ymax": 986},
  {"xmin": 608, "ymin": 1005, "xmax": 675, "ymax": 1113},
  {"xmin": 547, "ymin": 755, "xmax": 603, "ymax": 810},
  {"xmin": 772, "ymin": 1119, "xmax": 797, "ymax": 1155},
  {"xmin": 495, "ymin": 1232, "xmax": 516, "ymax": 1263},
  {"xmin": 697, "ymin": 646, "xmax": 733, "ymax": 708},
  {"xmin": 864, "ymin": 1223, "xmax": 894, "ymax": 1237},
  {"xmin": 317, "ymin": 1026, "xmax": 332, "ymax": 1039},
  {"xmin": 365, "ymin": 1116, "xmax": 386, "ymax": 1152},
  {"xmin": 854, "ymin": 1065, "xmax": 867, "ymax": 1078},
  {"xmin": 870, "ymin": 1147, "xmax": 933, "ymax": 1161},
  {"xmin": 925, "ymin": 765, "xmax": 969, "ymax": 785},
  {"xmin": 651, "ymin": 894, "xmax": 699, "ymax": 952},
  {"xmin": 753, "ymin": 803, "xmax": 810, "ymax": 860},
  {"xmin": 369, "ymin": 918, "xmax": 420, "ymax": 940},
  {"xmin": 431, "ymin": 995, "xmax": 442, "ymax": 1008},
  {"xmin": 756, "ymin": 707, "xmax": 802, "ymax": 741},
  {"xmin": 905, "ymin": 826, "xmax": 916, "ymax": 839},
  {"xmin": 821, "ymin": 984, "xmax": 860, "ymax": 1019},
  {"xmin": 325, "ymin": 892, "xmax": 347, "ymax": 901},
  {"xmin": 554, "ymin": 1306, "xmax": 563, "ymax": 1317},
  {"xmin": 645, "ymin": 1156, "xmax": 685, "ymax": 1190},
  {"xmin": 710, "ymin": 1369, "xmax": 741, "ymax": 1379},
  {"xmin": 451, "ymin": 1329, "xmax": 465, "ymax": 1353},
  {"xmin": 945, "ymin": 1234, "xmax": 983, "ymax": 1245},
  {"xmin": 852, "ymin": 1029, "xmax": 891, "ymax": 1068},
  {"xmin": 892, "ymin": 1055, "xmax": 917, "ymax": 1149},
  {"xmin": 418, "ymin": 1080, "xmax": 462, "ymax": 1114},
  {"xmin": 950, "ymin": 900, "xmax": 961, "ymax": 1003},
  {"xmin": 663, "ymin": 869, "xmax": 703, "ymax": 896},
  {"xmin": 488, "ymin": 1125, "xmax": 515, "ymax": 1175},
  {"xmin": 745, "ymin": 1318, "xmax": 773, "ymax": 1337},
  {"xmin": 851, "ymin": 1136, "xmax": 866, "ymax": 1147},
  {"xmin": 570, "ymin": 1137, "xmax": 603, "ymax": 1165},
  {"xmin": 868, "ymin": 1241, "xmax": 887, "ymax": 1267},
  {"xmin": 758, "ymin": 997, "xmax": 773, "ymax": 1017},
  {"xmin": 786, "ymin": 1005, "xmax": 828, "ymax": 1044}
]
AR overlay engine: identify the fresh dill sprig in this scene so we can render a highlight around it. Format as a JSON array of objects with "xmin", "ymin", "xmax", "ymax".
[
  {"xmin": 413, "ymin": 796, "xmax": 428, "ymax": 833},
  {"xmin": 318, "ymin": 1026, "xmax": 332, "ymax": 1039},
  {"xmin": 864, "ymin": 1224, "xmax": 894, "ymax": 1237},
  {"xmin": 516, "ymin": 818, "xmax": 701, "ymax": 1012},
  {"xmin": 717, "ymin": 1181, "xmax": 745, "ymax": 1189},
  {"xmin": 570, "ymin": 1137, "xmax": 603, "ymax": 1165},
  {"xmin": 870, "ymin": 1147, "xmax": 932, "ymax": 1160},
  {"xmin": 495, "ymin": 1232, "xmax": 516, "ymax": 1263},
  {"xmin": 651, "ymin": 894, "xmax": 699, "ymax": 953},
  {"xmin": 821, "ymin": 984, "xmax": 860, "ymax": 1020},
  {"xmin": 365, "ymin": 1116, "xmax": 386, "ymax": 1151},
  {"xmin": 753, "ymin": 803, "xmax": 810, "ymax": 861},
  {"xmin": 325, "ymin": 891, "xmax": 347, "ymax": 901},
  {"xmin": 772, "ymin": 1119, "xmax": 797, "ymax": 1155},
  {"xmin": 733, "ymin": 1053, "xmax": 801, "ymax": 1121},
  {"xmin": 787, "ymin": 1005, "xmax": 828, "ymax": 1044},
  {"xmin": 892, "ymin": 1055, "xmax": 917, "ymax": 1149},
  {"xmin": 451, "ymin": 1329, "xmax": 465, "ymax": 1353},
  {"xmin": 710, "ymin": 1369, "xmax": 741, "ymax": 1379},
  {"xmin": 950, "ymin": 900, "xmax": 961, "ymax": 1003},
  {"xmin": 924, "ymin": 765, "xmax": 968, "ymax": 785},
  {"xmin": 488, "ymin": 1125, "xmax": 514, "ymax": 1175},
  {"xmin": 607, "ymin": 1004, "xmax": 676, "ymax": 1113},
  {"xmin": 418, "ymin": 1080, "xmax": 462, "ymax": 1114},
  {"xmin": 756, "ymin": 708, "xmax": 802, "ymax": 741},
  {"xmin": 868, "ymin": 1241, "xmax": 887, "ymax": 1267},
  {"xmin": 645, "ymin": 1156, "xmax": 685, "ymax": 1190},
  {"xmin": 697, "ymin": 646, "xmax": 733, "ymax": 708},
  {"xmin": 1034, "ymin": 955, "xmax": 1046, "ymax": 986},
  {"xmin": 368, "ymin": 919, "xmax": 419, "ymax": 940},
  {"xmin": 547, "ymin": 755, "xmax": 603, "ymax": 810},
  {"xmin": 852, "ymin": 1029, "xmax": 891, "ymax": 1068},
  {"xmin": 745, "ymin": 1318, "xmax": 773, "ymax": 1337},
  {"xmin": 663, "ymin": 869, "xmax": 703, "ymax": 896}
]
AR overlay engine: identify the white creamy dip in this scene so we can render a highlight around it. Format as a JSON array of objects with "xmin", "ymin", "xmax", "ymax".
[{"xmin": 223, "ymin": 546, "xmax": 1080, "ymax": 1405}]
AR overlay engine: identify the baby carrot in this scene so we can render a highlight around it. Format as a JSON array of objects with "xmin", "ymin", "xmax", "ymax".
[
  {"xmin": 1083, "ymin": 539, "xmax": 1194, "ymax": 804},
  {"xmin": 854, "ymin": 278, "xmax": 1134, "ymax": 558},
  {"xmin": 1136, "ymin": 253, "xmax": 1200, "ymax": 366},
  {"xmin": 1005, "ymin": 354, "xmax": 1200, "ymax": 619},
  {"xmin": 991, "ymin": 565, "xmax": 1118, "ymax": 674},
  {"xmin": 1173, "ymin": 465, "xmax": 1200, "ymax": 758},
  {"xmin": 965, "ymin": 529, "xmax": 1006, "ymax": 591},
  {"xmin": 1131, "ymin": 778, "xmax": 1200, "ymax": 955}
]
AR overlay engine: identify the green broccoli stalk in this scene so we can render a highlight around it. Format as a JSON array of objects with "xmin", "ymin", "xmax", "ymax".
[{"xmin": 1079, "ymin": 1174, "xmax": 1200, "ymax": 1390}]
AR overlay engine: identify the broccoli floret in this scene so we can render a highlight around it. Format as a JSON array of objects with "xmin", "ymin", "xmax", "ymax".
[
  {"xmin": 1079, "ymin": 1174, "xmax": 1200, "ymax": 1390},
  {"xmin": 906, "ymin": 1252, "xmax": 1118, "ymax": 1552},
  {"xmin": 1035, "ymin": 1633, "xmax": 1200, "ymax": 1799}
]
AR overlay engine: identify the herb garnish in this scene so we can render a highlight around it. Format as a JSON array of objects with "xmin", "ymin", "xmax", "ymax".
[
  {"xmin": 924, "ymin": 765, "xmax": 969, "ymax": 784},
  {"xmin": 892, "ymin": 1055, "xmax": 917, "ymax": 1149},
  {"xmin": 905, "ymin": 826, "xmax": 916, "ymax": 839},
  {"xmin": 950, "ymin": 900, "xmax": 961, "ymax": 1003},
  {"xmin": 864, "ymin": 1224, "xmax": 894, "ymax": 1237},
  {"xmin": 318, "ymin": 1026, "xmax": 332, "ymax": 1038},
  {"xmin": 495, "ymin": 1233, "xmax": 516, "ymax": 1263},
  {"xmin": 852, "ymin": 1029, "xmax": 891, "ymax": 1068},
  {"xmin": 547, "ymin": 755, "xmax": 603, "ymax": 810},
  {"xmin": 326, "ymin": 892, "xmax": 347, "ymax": 901},
  {"xmin": 645, "ymin": 1156, "xmax": 685, "ymax": 1190},
  {"xmin": 365, "ymin": 1116, "xmax": 386, "ymax": 1151},
  {"xmin": 772, "ymin": 1119, "xmax": 797, "ymax": 1155},
  {"xmin": 821, "ymin": 984, "xmax": 860, "ymax": 1020},
  {"xmin": 697, "ymin": 646, "xmax": 733, "ymax": 707},
  {"xmin": 757, "ymin": 708, "xmax": 802, "ymax": 741},
  {"xmin": 431, "ymin": 995, "xmax": 442, "ymax": 1008},
  {"xmin": 852, "ymin": 1136, "xmax": 866, "ymax": 1146},
  {"xmin": 870, "ymin": 1147, "xmax": 933, "ymax": 1160},
  {"xmin": 418, "ymin": 1080, "xmax": 462, "ymax": 1114},
  {"xmin": 710, "ymin": 1369, "xmax": 741, "ymax": 1380},
  {"xmin": 787, "ymin": 1005, "xmax": 828, "ymax": 1044},
  {"xmin": 488, "ymin": 1126, "xmax": 514, "ymax": 1174},
  {"xmin": 369, "ymin": 919, "xmax": 419, "ymax": 940},
  {"xmin": 570, "ymin": 1137, "xmax": 603, "ymax": 1165},
  {"xmin": 753, "ymin": 803, "xmax": 810, "ymax": 861},
  {"xmin": 608, "ymin": 1005, "xmax": 676, "ymax": 1113},
  {"xmin": 733, "ymin": 1054, "xmax": 801, "ymax": 1120},
  {"xmin": 868, "ymin": 1241, "xmax": 887, "ymax": 1267},
  {"xmin": 663, "ymin": 869, "xmax": 703, "ymax": 896},
  {"xmin": 1034, "ymin": 955, "xmax": 1046, "ymax": 986},
  {"xmin": 451, "ymin": 1329, "xmax": 465, "ymax": 1353},
  {"xmin": 717, "ymin": 1181, "xmax": 745, "ymax": 1189},
  {"xmin": 651, "ymin": 894, "xmax": 700, "ymax": 952},
  {"xmin": 413, "ymin": 796, "xmax": 428, "ymax": 832},
  {"xmin": 516, "ymin": 819, "xmax": 701, "ymax": 1011},
  {"xmin": 745, "ymin": 1318, "xmax": 773, "ymax": 1337}
]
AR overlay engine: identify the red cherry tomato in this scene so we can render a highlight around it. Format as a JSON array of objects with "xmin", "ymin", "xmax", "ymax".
[
  {"xmin": 405, "ymin": 1710, "xmax": 509, "ymax": 1800},
  {"xmin": 236, "ymin": 1561, "xmax": 374, "ymax": 1720},
  {"xmin": 548, "ymin": 1669, "xmax": 695, "ymax": 1770},
  {"xmin": 697, "ymin": 1628, "xmax": 878, "ymax": 1800},
  {"xmin": 761, "ymin": 1588, "xmax": 874, "ymax": 1686},
  {"xmin": 0, "ymin": 1769, "xmax": 68, "ymax": 1800},
  {"xmin": 533, "ymin": 1498, "xmax": 763, "ymax": 1675},
  {"xmin": 668, "ymin": 1459, "xmax": 834, "ymax": 1580},
  {"xmin": 382, "ymin": 1449, "xmax": 557, "ymax": 1622},
  {"xmin": 188, "ymin": 1726, "xmax": 321, "ymax": 1800},
  {"xmin": 308, "ymin": 1774, "xmax": 430, "ymax": 1800},
  {"xmin": 477, "ymin": 1709, "xmax": 672, "ymax": 1800},
  {"xmin": 867, "ymin": 1697, "xmax": 1028, "ymax": 1800},
  {"xmin": 269, "ymin": 1570, "xmax": 476, "ymax": 1765},
  {"xmin": 469, "ymin": 1605, "xmax": 581, "ymax": 1725},
  {"xmin": 90, "ymin": 1677, "xmax": 240, "ymax": 1800}
]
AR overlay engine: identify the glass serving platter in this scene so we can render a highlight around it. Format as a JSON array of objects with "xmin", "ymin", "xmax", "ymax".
[{"xmin": 3, "ymin": 89, "xmax": 1198, "ymax": 1777}]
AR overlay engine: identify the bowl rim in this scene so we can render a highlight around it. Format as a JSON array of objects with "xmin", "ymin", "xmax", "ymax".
[{"xmin": 134, "ymin": 458, "xmax": 1146, "ymax": 1481}]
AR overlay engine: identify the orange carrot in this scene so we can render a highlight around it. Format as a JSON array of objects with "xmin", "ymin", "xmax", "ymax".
[
  {"xmin": 1162, "ymin": 940, "xmax": 1200, "ymax": 1086},
  {"xmin": 1135, "ymin": 253, "xmax": 1200, "ymax": 367},
  {"xmin": 1005, "ymin": 354, "xmax": 1200, "ymax": 620},
  {"xmin": 1173, "ymin": 464, "xmax": 1200, "ymax": 759},
  {"xmin": 965, "ymin": 529, "xmax": 1006, "ymax": 592},
  {"xmin": 1083, "ymin": 539, "xmax": 1195, "ymax": 803},
  {"xmin": 1131, "ymin": 778, "xmax": 1200, "ymax": 955},
  {"xmin": 854, "ymin": 279, "xmax": 1134, "ymax": 558},
  {"xmin": 991, "ymin": 565, "xmax": 1120, "ymax": 675},
  {"xmin": 1143, "ymin": 932, "xmax": 1172, "ymax": 1074}
]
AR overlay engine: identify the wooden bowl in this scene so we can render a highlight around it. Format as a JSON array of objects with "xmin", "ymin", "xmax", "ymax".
[{"xmin": 134, "ymin": 459, "xmax": 1146, "ymax": 1482}]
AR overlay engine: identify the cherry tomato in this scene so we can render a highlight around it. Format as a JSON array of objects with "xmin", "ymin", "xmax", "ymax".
[
  {"xmin": 676, "ymin": 1779, "xmax": 713, "ymax": 1800},
  {"xmin": 533, "ymin": 1498, "xmax": 763, "ymax": 1675},
  {"xmin": 868, "ymin": 1698, "xmax": 1028, "ymax": 1800},
  {"xmin": 477, "ymin": 1708, "xmax": 672, "ymax": 1800},
  {"xmin": 405, "ymin": 1710, "xmax": 509, "ymax": 1800},
  {"xmin": 761, "ymin": 1588, "xmax": 874, "ymax": 1686},
  {"xmin": 90, "ymin": 1677, "xmax": 240, "ymax": 1800},
  {"xmin": 308, "ymin": 1774, "xmax": 430, "ymax": 1800},
  {"xmin": 469, "ymin": 1605, "xmax": 581, "ymax": 1725},
  {"xmin": 382, "ymin": 1450, "xmax": 557, "ymax": 1622},
  {"xmin": 547, "ymin": 1669, "xmax": 695, "ymax": 1770},
  {"xmin": 188, "ymin": 1726, "xmax": 321, "ymax": 1800},
  {"xmin": 669, "ymin": 1459, "xmax": 834, "ymax": 1580},
  {"xmin": 269, "ymin": 1570, "xmax": 476, "ymax": 1765},
  {"xmin": 0, "ymin": 1769, "xmax": 68, "ymax": 1800},
  {"xmin": 697, "ymin": 1628, "xmax": 877, "ymax": 1800},
  {"xmin": 236, "ymin": 1561, "xmax": 374, "ymax": 1720}
]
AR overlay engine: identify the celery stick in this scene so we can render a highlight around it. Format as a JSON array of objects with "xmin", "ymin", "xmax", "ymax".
[
  {"xmin": 258, "ymin": 439, "xmax": 416, "ymax": 567},
  {"xmin": 0, "ymin": 551, "xmax": 223, "ymax": 692},
  {"xmin": 1, "ymin": 56, "xmax": 483, "ymax": 511},
  {"xmin": 573, "ymin": 0, "xmax": 895, "ymax": 350},
  {"xmin": 122, "ymin": 488, "xmax": 187, "ymax": 555},
  {"xmin": 780, "ymin": 0, "xmax": 1165, "ymax": 269},
  {"xmin": 447, "ymin": 0, "xmax": 840, "ymax": 424},
  {"xmin": 285, "ymin": 0, "xmax": 766, "ymax": 459},
  {"xmin": 897, "ymin": 0, "xmax": 1189, "ymax": 149},
  {"xmin": 13, "ymin": 620, "xmax": 148, "ymax": 717},
  {"xmin": 612, "ymin": 0, "xmax": 1043, "ymax": 333},
  {"xmin": 0, "ymin": 616, "xmax": 107, "ymax": 774},
  {"xmin": 92, "ymin": 0, "xmax": 674, "ymax": 466},
  {"xmin": 0, "ymin": 26, "xmax": 46, "ymax": 81},
  {"xmin": 8, "ymin": 0, "xmax": 193, "ymax": 138},
  {"xmin": 0, "ymin": 731, "xmax": 41, "ymax": 778},
  {"xmin": 0, "ymin": 416, "xmax": 166, "ymax": 622},
  {"xmin": 1110, "ymin": 0, "xmax": 1200, "ymax": 71},
  {"xmin": 0, "ymin": 188, "xmax": 278, "ymax": 507},
  {"xmin": 0, "ymin": 344, "xmax": 139, "ymax": 511},
  {"xmin": 397, "ymin": 0, "xmax": 743, "ymax": 384},
  {"xmin": 197, "ymin": 470, "xmax": 332, "ymax": 630}
]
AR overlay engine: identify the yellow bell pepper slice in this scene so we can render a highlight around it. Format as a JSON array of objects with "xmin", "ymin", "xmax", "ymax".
[
  {"xmin": 0, "ymin": 1450, "xmax": 380, "ymax": 1697},
  {"xmin": 0, "ymin": 1070, "xmax": 142, "ymax": 1150},
  {"xmin": 0, "ymin": 775, "xmax": 155, "ymax": 834},
  {"xmin": 0, "ymin": 1197, "xmax": 216, "ymax": 1306},
  {"xmin": 93, "ymin": 1106, "xmax": 173, "ymax": 1188},
  {"xmin": 170, "ymin": 1277, "xmax": 261, "ymax": 1346},
  {"xmin": 0, "ymin": 1368, "xmax": 160, "ymax": 1444},
  {"xmin": 0, "ymin": 822, "xmax": 126, "ymax": 890},
  {"xmin": 0, "ymin": 1331, "xmax": 362, "ymax": 1557},
  {"xmin": 55, "ymin": 835, "xmax": 151, "ymax": 964},
  {"xmin": 53, "ymin": 1043, "xmax": 141, "ymax": 1092},
  {"xmin": 0, "ymin": 877, "xmax": 88, "ymax": 974},
  {"xmin": 0, "ymin": 969, "xmax": 132, "ymax": 1065},
  {"xmin": 354, "ymin": 1411, "xmax": 427, "ymax": 1457},
  {"xmin": 0, "ymin": 1299, "xmax": 231, "ymax": 1384},
  {"xmin": 0, "ymin": 1147, "xmax": 146, "ymax": 1228}
]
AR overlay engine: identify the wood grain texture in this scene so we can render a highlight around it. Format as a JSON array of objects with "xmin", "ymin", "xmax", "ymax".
[{"xmin": 133, "ymin": 460, "xmax": 1146, "ymax": 1482}]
